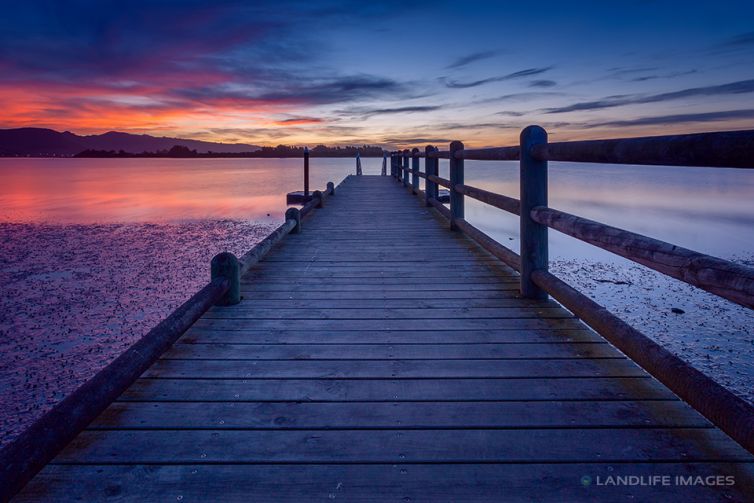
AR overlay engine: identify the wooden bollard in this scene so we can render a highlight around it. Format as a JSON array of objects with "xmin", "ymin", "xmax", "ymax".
[
  {"xmin": 285, "ymin": 207, "xmax": 301, "ymax": 234},
  {"xmin": 327, "ymin": 181, "xmax": 335, "ymax": 196},
  {"xmin": 449, "ymin": 140, "xmax": 464, "ymax": 230},
  {"xmin": 520, "ymin": 125, "xmax": 549, "ymax": 299},
  {"xmin": 313, "ymin": 190, "xmax": 323, "ymax": 208},
  {"xmin": 211, "ymin": 252, "xmax": 241, "ymax": 305},
  {"xmin": 425, "ymin": 145, "xmax": 438, "ymax": 206},
  {"xmin": 411, "ymin": 148, "xmax": 419, "ymax": 194}
]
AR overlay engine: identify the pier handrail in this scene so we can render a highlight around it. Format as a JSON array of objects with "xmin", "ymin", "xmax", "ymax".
[
  {"xmin": 0, "ymin": 181, "xmax": 338, "ymax": 501},
  {"xmin": 390, "ymin": 127, "xmax": 754, "ymax": 455}
]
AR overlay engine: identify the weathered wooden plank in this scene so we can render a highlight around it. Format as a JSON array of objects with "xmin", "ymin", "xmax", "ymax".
[
  {"xmin": 19, "ymin": 463, "xmax": 754, "ymax": 503},
  {"xmin": 179, "ymin": 328, "xmax": 602, "ymax": 344},
  {"xmin": 120, "ymin": 376, "xmax": 676, "ymax": 402},
  {"xmin": 244, "ymin": 271, "xmax": 514, "ymax": 280},
  {"xmin": 241, "ymin": 278, "xmax": 518, "ymax": 286},
  {"xmin": 190, "ymin": 318, "xmax": 583, "ymax": 331},
  {"xmin": 91, "ymin": 400, "xmax": 708, "ymax": 429},
  {"xmin": 162, "ymin": 342, "xmax": 618, "ymax": 360},
  {"xmin": 239, "ymin": 283, "xmax": 520, "ymax": 291},
  {"xmin": 142, "ymin": 358, "xmax": 643, "ymax": 379},
  {"xmin": 54, "ymin": 428, "xmax": 751, "ymax": 463},
  {"xmin": 238, "ymin": 289, "xmax": 523, "ymax": 300},
  {"xmin": 212, "ymin": 298, "xmax": 553, "ymax": 309},
  {"xmin": 249, "ymin": 261, "xmax": 510, "ymax": 270},
  {"xmin": 250, "ymin": 262, "xmax": 511, "ymax": 274},
  {"xmin": 201, "ymin": 307, "xmax": 573, "ymax": 320}
]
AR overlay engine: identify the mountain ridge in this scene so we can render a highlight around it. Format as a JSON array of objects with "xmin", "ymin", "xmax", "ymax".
[{"xmin": 0, "ymin": 128, "xmax": 260, "ymax": 156}]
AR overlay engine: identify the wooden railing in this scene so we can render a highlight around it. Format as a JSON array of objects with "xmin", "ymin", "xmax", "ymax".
[
  {"xmin": 390, "ymin": 127, "xmax": 754, "ymax": 454},
  {"xmin": 0, "ymin": 182, "xmax": 338, "ymax": 501}
]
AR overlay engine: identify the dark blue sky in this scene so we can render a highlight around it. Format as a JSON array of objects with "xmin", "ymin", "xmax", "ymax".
[{"xmin": 1, "ymin": 0, "xmax": 752, "ymax": 146}]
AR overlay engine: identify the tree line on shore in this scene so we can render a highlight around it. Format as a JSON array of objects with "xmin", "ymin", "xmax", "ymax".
[{"xmin": 75, "ymin": 144, "xmax": 387, "ymax": 158}]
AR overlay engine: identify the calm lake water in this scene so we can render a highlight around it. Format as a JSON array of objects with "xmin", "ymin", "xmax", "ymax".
[{"xmin": 1, "ymin": 157, "xmax": 752, "ymax": 260}]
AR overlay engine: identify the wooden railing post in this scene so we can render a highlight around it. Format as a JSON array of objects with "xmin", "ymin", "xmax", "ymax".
[
  {"xmin": 425, "ymin": 145, "xmax": 438, "ymax": 206},
  {"xmin": 449, "ymin": 140, "xmax": 464, "ymax": 230},
  {"xmin": 411, "ymin": 148, "xmax": 420, "ymax": 194},
  {"xmin": 520, "ymin": 125, "xmax": 549, "ymax": 299},
  {"xmin": 210, "ymin": 252, "xmax": 241, "ymax": 305},
  {"xmin": 402, "ymin": 150, "xmax": 410, "ymax": 187},
  {"xmin": 303, "ymin": 146, "xmax": 310, "ymax": 198}
]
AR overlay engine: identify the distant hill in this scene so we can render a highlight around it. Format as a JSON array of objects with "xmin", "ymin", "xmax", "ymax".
[{"xmin": 0, "ymin": 128, "xmax": 260, "ymax": 156}]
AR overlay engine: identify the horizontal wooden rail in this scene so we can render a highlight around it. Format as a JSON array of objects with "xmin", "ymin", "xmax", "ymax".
[
  {"xmin": 530, "ymin": 206, "xmax": 754, "ymax": 309},
  {"xmin": 0, "ymin": 276, "xmax": 229, "ymax": 500},
  {"xmin": 455, "ymin": 183, "xmax": 520, "ymax": 215},
  {"xmin": 428, "ymin": 197, "xmax": 451, "ymax": 220},
  {"xmin": 427, "ymin": 150, "xmax": 450, "ymax": 159},
  {"xmin": 532, "ymin": 129, "xmax": 754, "ymax": 168},
  {"xmin": 427, "ymin": 174, "xmax": 451, "ymax": 188},
  {"xmin": 531, "ymin": 269, "xmax": 754, "ymax": 454},
  {"xmin": 239, "ymin": 219, "xmax": 297, "ymax": 275},
  {"xmin": 453, "ymin": 219, "xmax": 521, "ymax": 271},
  {"xmin": 456, "ymin": 146, "xmax": 520, "ymax": 161},
  {"xmin": 396, "ymin": 129, "xmax": 753, "ymax": 168}
]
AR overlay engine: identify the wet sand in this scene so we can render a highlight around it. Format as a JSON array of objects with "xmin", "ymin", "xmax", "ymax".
[
  {"xmin": 0, "ymin": 221, "xmax": 275, "ymax": 445},
  {"xmin": 551, "ymin": 257, "xmax": 754, "ymax": 404}
]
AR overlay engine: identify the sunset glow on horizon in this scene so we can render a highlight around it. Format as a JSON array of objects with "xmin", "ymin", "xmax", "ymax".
[{"xmin": 1, "ymin": 1, "xmax": 753, "ymax": 148}]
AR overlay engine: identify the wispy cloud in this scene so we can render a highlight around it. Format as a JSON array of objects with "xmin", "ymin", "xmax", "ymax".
[
  {"xmin": 383, "ymin": 136, "xmax": 453, "ymax": 144},
  {"xmin": 721, "ymin": 31, "xmax": 754, "ymax": 48},
  {"xmin": 337, "ymin": 105, "xmax": 441, "ymax": 119},
  {"xmin": 360, "ymin": 105, "xmax": 440, "ymax": 114},
  {"xmin": 630, "ymin": 70, "xmax": 698, "ymax": 82},
  {"xmin": 472, "ymin": 92, "xmax": 563, "ymax": 105},
  {"xmin": 529, "ymin": 80, "xmax": 557, "ymax": 88},
  {"xmin": 273, "ymin": 116, "xmax": 323, "ymax": 126},
  {"xmin": 544, "ymin": 79, "xmax": 754, "ymax": 114},
  {"xmin": 586, "ymin": 109, "xmax": 754, "ymax": 128},
  {"xmin": 442, "ymin": 67, "xmax": 553, "ymax": 89},
  {"xmin": 445, "ymin": 51, "xmax": 498, "ymax": 69}
]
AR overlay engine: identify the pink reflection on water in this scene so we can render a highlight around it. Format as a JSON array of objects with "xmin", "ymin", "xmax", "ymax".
[{"xmin": 0, "ymin": 158, "xmax": 370, "ymax": 223}]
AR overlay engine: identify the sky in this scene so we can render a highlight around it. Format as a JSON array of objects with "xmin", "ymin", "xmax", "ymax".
[{"xmin": 1, "ymin": 0, "xmax": 753, "ymax": 148}]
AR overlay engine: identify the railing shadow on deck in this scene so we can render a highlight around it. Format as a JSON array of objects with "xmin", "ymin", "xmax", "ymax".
[{"xmin": 389, "ymin": 127, "xmax": 754, "ymax": 457}]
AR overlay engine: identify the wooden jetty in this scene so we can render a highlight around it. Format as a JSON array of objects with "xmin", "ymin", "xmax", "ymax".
[{"xmin": 3, "ymin": 128, "xmax": 754, "ymax": 501}]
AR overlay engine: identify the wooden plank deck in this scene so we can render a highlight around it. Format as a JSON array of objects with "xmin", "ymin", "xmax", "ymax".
[{"xmin": 16, "ymin": 175, "xmax": 754, "ymax": 501}]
